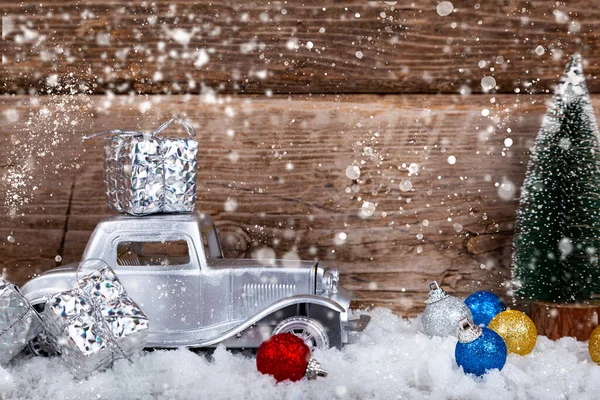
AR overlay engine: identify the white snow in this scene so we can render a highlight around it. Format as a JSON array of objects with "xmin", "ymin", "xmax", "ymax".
[
  {"xmin": 285, "ymin": 38, "xmax": 298, "ymax": 50},
  {"xmin": 345, "ymin": 165, "xmax": 361, "ymax": 180},
  {"xmin": 138, "ymin": 101, "xmax": 152, "ymax": 114},
  {"xmin": 498, "ymin": 179, "xmax": 517, "ymax": 201},
  {"xmin": 569, "ymin": 21, "xmax": 582, "ymax": 34},
  {"xmin": 553, "ymin": 9, "xmax": 569, "ymax": 24},
  {"xmin": 436, "ymin": 1, "xmax": 454, "ymax": 17},
  {"xmin": 96, "ymin": 32, "xmax": 111, "ymax": 46},
  {"xmin": 227, "ymin": 151, "xmax": 239, "ymax": 164},
  {"xmin": 15, "ymin": 26, "xmax": 39, "ymax": 44},
  {"xmin": 254, "ymin": 70, "xmax": 267, "ymax": 80},
  {"xmin": 407, "ymin": 163, "xmax": 419, "ymax": 175},
  {"xmin": 45, "ymin": 75, "xmax": 59, "ymax": 87},
  {"xmin": 162, "ymin": 27, "xmax": 200, "ymax": 47},
  {"xmin": 115, "ymin": 48, "xmax": 130, "ymax": 62},
  {"xmin": 559, "ymin": 237, "xmax": 574, "ymax": 257},
  {"xmin": 481, "ymin": 76, "xmax": 497, "ymax": 92},
  {"xmin": 2, "ymin": 17, "xmax": 14, "ymax": 38},
  {"xmin": 194, "ymin": 49, "xmax": 210, "ymax": 68},
  {"xmin": 153, "ymin": 71, "xmax": 164, "ymax": 82},
  {"xmin": 224, "ymin": 198, "xmax": 238, "ymax": 212},
  {"xmin": 400, "ymin": 179, "xmax": 413, "ymax": 192},
  {"xmin": 334, "ymin": 232, "xmax": 347, "ymax": 245},
  {"xmin": 535, "ymin": 46, "xmax": 545, "ymax": 56},
  {"xmin": 251, "ymin": 247, "xmax": 276, "ymax": 266},
  {"xmin": 360, "ymin": 201, "xmax": 376, "ymax": 217},
  {"xmin": 5, "ymin": 309, "xmax": 600, "ymax": 399}
]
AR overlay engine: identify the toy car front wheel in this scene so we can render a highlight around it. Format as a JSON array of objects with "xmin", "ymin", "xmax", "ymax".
[{"xmin": 272, "ymin": 316, "xmax": 330, "ymax": 350}]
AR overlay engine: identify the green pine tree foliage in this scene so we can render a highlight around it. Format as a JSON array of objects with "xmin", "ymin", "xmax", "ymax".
[{"xmin": 512, "ymin": 54, "xmax": 600, "ymax": 303}]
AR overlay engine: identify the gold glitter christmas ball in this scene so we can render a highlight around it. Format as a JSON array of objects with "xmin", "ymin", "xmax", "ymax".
[
  {"xmin": 488, "ymin": 310, "xmax": 537, "ymax": 356},
  {"xmin": 588, "ymin": 325, "xmax": 600, "ymax": 364}
]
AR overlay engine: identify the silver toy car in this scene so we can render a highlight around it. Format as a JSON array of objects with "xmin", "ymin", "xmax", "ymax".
[{"xmin": 21, "ymin": 213, "xmax": 369, "ymax": 354}]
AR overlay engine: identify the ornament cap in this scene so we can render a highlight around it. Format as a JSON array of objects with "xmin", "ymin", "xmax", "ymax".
[
  {"xmin": 305, "ymin": 355, "xmax": 328, "ymax": 380},
  {"xmin": 425, "ymin": 281, "xmax": 449, "ymax": 304},
  {"xmin": 457, "ymin": 317, "xmax": 483, "ymax": 343}
]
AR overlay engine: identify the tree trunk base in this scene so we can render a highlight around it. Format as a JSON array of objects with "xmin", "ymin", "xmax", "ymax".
[{"xmin": 530, "ymin": 301, "xmax": 600, "ymax": 341}]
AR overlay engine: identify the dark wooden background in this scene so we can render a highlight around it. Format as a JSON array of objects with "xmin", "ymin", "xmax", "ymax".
[{"xmin": 1, "ymin": 0, "xmax": 599, "ymax": 315}]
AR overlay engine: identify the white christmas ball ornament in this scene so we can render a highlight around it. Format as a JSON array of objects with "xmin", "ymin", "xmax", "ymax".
[{"xmin": 422, "ymin": 281, "xmax": 473, "ymax": 337}]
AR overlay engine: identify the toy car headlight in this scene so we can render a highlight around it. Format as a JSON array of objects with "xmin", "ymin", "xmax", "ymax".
[{"xmin": 322, "ymin": 268, "xmax": 339, "ymax": 294}]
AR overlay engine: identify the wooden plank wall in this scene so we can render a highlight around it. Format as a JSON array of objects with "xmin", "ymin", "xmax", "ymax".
[{"xmin": 1, "ymin": 0, "xmax": 600, "ymax": 315}]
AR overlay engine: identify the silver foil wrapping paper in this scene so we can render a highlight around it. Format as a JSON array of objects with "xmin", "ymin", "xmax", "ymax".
[
  {"xmin": 0, "ymin": 279, "xmax": 42, "ymax": 365},
  {"xmin": 44, "ymin": 266, "xmax": 149, "ymax": 378},
  {"xmin": 104, "ymin": 133, "xmax": 198, "ymax": 215}
]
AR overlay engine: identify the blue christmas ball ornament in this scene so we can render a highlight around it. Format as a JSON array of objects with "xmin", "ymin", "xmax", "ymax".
[
  {"xmin": 455, "ymin": 318, "xmax": 507, "ymax": 377},
  {"xmin": 464, "ymin": 291, "xmax": 506, "ymax": 326}
]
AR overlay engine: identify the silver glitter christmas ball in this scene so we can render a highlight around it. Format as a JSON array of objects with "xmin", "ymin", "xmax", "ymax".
[{"xmin": 422, "ymin": 282, "xmax": 473, "ymax": 338}]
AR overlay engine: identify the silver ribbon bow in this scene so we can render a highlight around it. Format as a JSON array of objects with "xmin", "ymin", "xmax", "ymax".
[{"xmin": 82, "ymin": 115, "xmax": 196, "ymax": 140}]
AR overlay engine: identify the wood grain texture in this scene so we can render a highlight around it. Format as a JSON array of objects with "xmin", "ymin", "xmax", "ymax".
[
  {"xmin": 2, "ymin": 0, "xmax": 600, "ymax": 95},
  {"xmin": 530, "ymin": 301, "xmax": 600, "ymax": 341},
  {"xmin": 0, "ymin": 92, "xmax": 569, "ymax": 315}
]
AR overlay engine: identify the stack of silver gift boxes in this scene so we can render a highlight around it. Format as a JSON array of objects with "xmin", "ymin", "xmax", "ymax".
[
  {"xmin": 43, "ymin": 263, "xmax": 150, "ymax": 378},
  {"xmin": 0, "ymin": 120, "xmax": 198, "ymax": 378}
]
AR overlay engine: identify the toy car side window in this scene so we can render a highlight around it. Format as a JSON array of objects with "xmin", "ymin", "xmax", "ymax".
[
  {"xmin": 201, "ymin": 232, "xmax": 210, "ymax": 255},
  {"xmin": 201, "ymin": 225, "xmax": 224, "ymax": 258},
  {"xmin": 116, "ymin": 240, "xmax": 191, "ymax": 266}
]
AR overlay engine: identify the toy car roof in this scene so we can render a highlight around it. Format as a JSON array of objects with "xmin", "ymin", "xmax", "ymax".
[{"xmin": 95, "ymin": 212, "xmax": 216, "ymax": 233}]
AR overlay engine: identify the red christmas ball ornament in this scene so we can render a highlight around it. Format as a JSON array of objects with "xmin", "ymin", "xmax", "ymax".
[{"xmin": 256, "ymin": 333, "xmax": 327, "ymax": 382}]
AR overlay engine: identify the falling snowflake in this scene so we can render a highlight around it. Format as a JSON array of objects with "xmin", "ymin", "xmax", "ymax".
[
  {"xmin": 361, "ymin": 202, "xmax": 376, "ymax": 217},
  {"xmin": 436, "ymin": 1, "xmax": 454, "ymax": 16},
  {"xmin": 345, "ymin": 165, "xmax": 361, "ymax": 180}
]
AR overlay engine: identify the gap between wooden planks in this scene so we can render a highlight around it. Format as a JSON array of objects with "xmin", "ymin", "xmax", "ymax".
[{"xmin": 0, "ymin": 93, "xmax": 574, "ymax": 315}]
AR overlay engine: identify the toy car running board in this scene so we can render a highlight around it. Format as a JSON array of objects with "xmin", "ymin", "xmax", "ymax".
[{"xmin": 343, "ymin": 314, "xmax": 371, "ymax": 332}]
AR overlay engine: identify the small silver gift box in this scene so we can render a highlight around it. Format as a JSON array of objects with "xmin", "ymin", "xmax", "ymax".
[
  {"xmin": 44, "ymin": 264, "xmax": 149, "ymax": 378},
  {"xmin": 93, "ymin": 116, "xmax": 198, "ymax": 216},
  {"xmin": 0, "ymin": 279, "xmax": 42, "ymax": 365}
]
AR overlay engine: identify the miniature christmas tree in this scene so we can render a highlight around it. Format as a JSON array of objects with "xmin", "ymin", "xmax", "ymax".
[{"xmin": 512, "ymin": 54, "xmax": 600, "ymax": 302}]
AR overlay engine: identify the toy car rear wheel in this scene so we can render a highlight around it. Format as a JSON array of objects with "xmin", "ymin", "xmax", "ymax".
[
  {"xmin": 272, "ymin": 316, "xmax": 330, "ymax": 350},
  {"xmin": 27, "ymin": 331, "xmax": 55, "ymax": 357},
  {"xmin": 26, "ymin": 305, "xmax": 56, "ymax": 357}
]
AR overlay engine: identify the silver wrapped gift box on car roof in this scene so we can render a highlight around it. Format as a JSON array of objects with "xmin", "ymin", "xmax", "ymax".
[
  {"xmin": 92, "ymin": 116, "xmax": 198, "ymax": 216},
  {"xmin": 0, "ymin": 279, "xmax": 42, "ymax": 365},
  {"xmin": 44, "ymin": 263, "xmax": 149, "ymax": 379}
]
